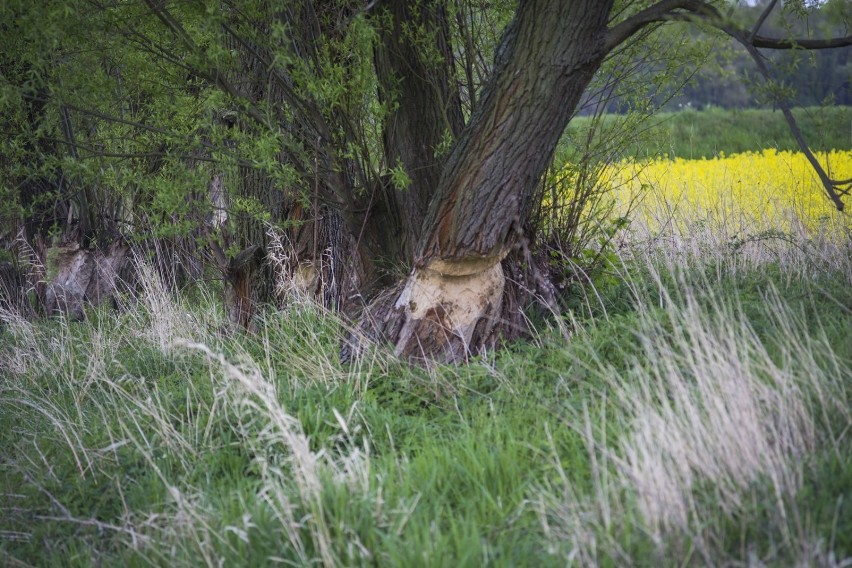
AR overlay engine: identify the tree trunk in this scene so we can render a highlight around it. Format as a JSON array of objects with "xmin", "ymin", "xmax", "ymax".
[
  {"xmin": 373, "ymin": 0, "xmax": 465, "ymax": 261},
  {"xmin": 359, "ymin": 0, "xmax": 615, "ymax": 362},
  {"xmin": 42, "ymin": 241, "xmax": 129, "ymax": 320}
]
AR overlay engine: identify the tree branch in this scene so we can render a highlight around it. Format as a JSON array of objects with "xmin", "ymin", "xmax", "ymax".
[
  {"xmin": 138, "ymin": 0, "xmax": 362, "ymax": 220},
  {"xmin": 605, "ymin": 0, "xmax": 713, "ymax": 53},
  {"xmin": 141, "ymin": 0, "xmax": 270, "ymax": 129},
  {"xmin": 750, "ymin": 0, "xmax": 778, "ymax": 42},
  {"xmin": 606, "ymin": 0, "xmax": 852, "ymax": 53},
  {"xmin": 606, "ymin": 0, "xmax": 850, "ymax": 211},
  {"xmin": 750, "ymin": 35, "xmax": 852, "ymax": 50},
  {"xmin": 734, "ymin": 36, "xmax": 846, "ymax": 211}
]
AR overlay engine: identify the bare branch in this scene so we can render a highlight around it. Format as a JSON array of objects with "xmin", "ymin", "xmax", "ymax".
[
  {"xmin": 606, "ymin": 0, "xmax": 849, "ymax": 211},
  {"xmin": 605, "ymin": 0, "xmax": 712, "ymax": 53},
  {"xmin": 750, "ymin": 0, "xmax": 779, "ymax": 42},
  {"xmin": 750, "ymin": 34, "xmax": 852, "ymax": 50},
  {"xmin": 730, "ymin": 32, "xmax": 846, "ymax": 211},
  {"xmin": 606, "ymin": 0, "xmax": 852, "ymax": 54}
]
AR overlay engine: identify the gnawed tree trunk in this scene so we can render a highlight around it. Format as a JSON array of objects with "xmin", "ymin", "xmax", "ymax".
[
  {"xmin": 42, "ymin": 241, "xmax": 129, "ymax": 320},
  {"xmin": 358, "ymin": 0, "xmax": 615, "ymax": 362},
  {"xmin": 6, "ymin": 73, "xmax": 130, "ymax": 319}
]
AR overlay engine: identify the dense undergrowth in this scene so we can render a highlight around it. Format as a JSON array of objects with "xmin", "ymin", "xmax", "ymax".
[{"xmin": 2, "ymin": 220, "xmax": 851, "ymax": 566}]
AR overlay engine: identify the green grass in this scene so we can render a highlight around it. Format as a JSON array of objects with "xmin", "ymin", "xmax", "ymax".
[
  {"xmin": 566, "ymin": 105, "xmax": 852, "ymax": 159},
  {"xmin": 1, "ymin": 230, "xmax": 851, "ymax": 566}
]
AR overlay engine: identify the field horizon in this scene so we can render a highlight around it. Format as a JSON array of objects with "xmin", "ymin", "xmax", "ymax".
[{"xmin": 567, "ymin": 105, "xmax": 852, "ymax": 160}]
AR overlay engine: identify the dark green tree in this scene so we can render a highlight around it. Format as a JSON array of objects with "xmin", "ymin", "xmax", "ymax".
[{"xmin": 1, "ymin": 0, "xmax": 849, "ymax": 359}]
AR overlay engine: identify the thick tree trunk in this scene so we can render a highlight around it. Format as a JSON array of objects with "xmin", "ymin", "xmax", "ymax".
[
  {"xmin": 359, "ymin": 0, "xmax": 615, "ymax": 362},
  {"xmin": 373, "ymin": 0, "xmax": 465, "ymax": 261},
  {"xmin": 42, "ymin": 241, "xmax": 129, "ymax": 320}
]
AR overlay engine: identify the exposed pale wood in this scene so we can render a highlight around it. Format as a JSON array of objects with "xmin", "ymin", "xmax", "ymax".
[{"xmin": 363, "ymin": 0, "xmax": 615, "ymax": 361}]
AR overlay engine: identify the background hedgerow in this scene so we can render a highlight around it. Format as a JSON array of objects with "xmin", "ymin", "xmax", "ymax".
[{"xmin": 566, "ymin": 106, "xmax": 852, "ymax": 160}]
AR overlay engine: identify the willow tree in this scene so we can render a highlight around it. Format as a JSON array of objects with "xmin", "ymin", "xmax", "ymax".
[
  {"xmin": 355, "ymin": 0, "xmax": 852, "ymax": 361},
  {"xmin": 2, "ymin": 0, "xmax": 849, "ymax": 358},
  {"xmin": 165, "ymin": 0, "xmax": 849, "ymax": 361}
]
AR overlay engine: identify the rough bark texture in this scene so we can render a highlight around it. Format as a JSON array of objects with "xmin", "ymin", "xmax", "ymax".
[
  {"xmin": 42, "ymin": 241, "xmax": 129, "ymax": 320},
  {"xmin": 359, "ymin": 0, "xmax": 615, "ymax": 362},
  {"xmin": 418, "ymin": 0, "xmax": 613, "ymax": 269},
  {"xmin": 222, "ymin": 244, "xmax": 263, "ymax": 330},
  {"xmin": 373, "ymin": 0, "xmax": 465, "ymax": 261}
]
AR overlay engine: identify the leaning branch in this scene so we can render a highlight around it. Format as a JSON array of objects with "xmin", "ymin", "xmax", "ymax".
[
  {"xmin": 750, "ymin": 0, "xmax": 779, "ymax": 42},
  {"xmin": 606, "ymin": 0, "xmax": 852, "ymax": 53},
  {"xmin": 727, "ymin": 31, "xmax": 848, "ymax": 211},
  {"xmin": 698, "ymin": 4, "xmax": 849, "ymax": 211},
  {"xmin": 605, "ymin": 0, "xmax": 851, "ymax": 211},
  {"xmin": 751, "ymin": 35, "xmax": 852, "ymax": 50},
  {"xmin": 605, "ymin": 0, "xmax": 712, "ymax": 53}
]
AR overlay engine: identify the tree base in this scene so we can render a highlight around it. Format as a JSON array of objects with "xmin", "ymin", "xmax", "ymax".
[
  {"xmin": 43, "ymin": 241, "xmax": 128, "ymax": 320},
  {"xmin": 348, "ymin": 262, "xmax": 506, "ymax": 363}
]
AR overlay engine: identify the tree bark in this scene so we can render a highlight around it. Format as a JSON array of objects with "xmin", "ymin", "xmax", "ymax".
[
  {"xmin": 359, "ymin": 0, "xmax": 615, "ymax": 362},
  {"xmin": 42, "ymin": 241, "xmax": 129, "ymax": 320},
  {"xmin": 211, "ymin": 2, "xmax": 366, "ymax": 325},
  {"xmin": 373, "ymin": 0, "xmax": 465, "ymax": 261}
]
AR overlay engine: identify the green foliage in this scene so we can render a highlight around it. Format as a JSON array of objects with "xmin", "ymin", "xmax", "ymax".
[
  {"xmin": 0, "ymin": 0, "xmax": 391, "ymax": 258},
  {"xmin": 388, "ymin": 158, "xmax": 412, "ymax": 191},
  {"xmin": 566, "ymin": 105, "xmax": 852, "ymax": 160}
]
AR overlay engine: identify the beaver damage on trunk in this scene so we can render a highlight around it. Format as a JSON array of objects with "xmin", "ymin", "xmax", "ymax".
[{"xmin": 391, "ymin": 261, "xmax": 505, "ymax": 361}]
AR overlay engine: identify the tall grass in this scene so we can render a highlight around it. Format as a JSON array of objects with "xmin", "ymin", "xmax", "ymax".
[
  {"xmin": 539, "ymin": 212, "xmax": 852, "ymax": 565},
  {"xmin": 2, "ymin": 214, "xmax": 851, "ymax": 565}
]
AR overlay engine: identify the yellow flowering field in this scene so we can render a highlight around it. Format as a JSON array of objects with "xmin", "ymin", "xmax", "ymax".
[{"xmin": 609, "ymin": 149, "xmax": 852, "ymax": 236}]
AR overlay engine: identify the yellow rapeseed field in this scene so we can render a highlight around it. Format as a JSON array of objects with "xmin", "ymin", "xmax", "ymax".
[{"xmin": 610, "ymin": 149, "xmax": 852, "ymax": 236}]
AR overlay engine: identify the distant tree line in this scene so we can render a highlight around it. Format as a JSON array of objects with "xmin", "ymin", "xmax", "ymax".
[{"xmin": 590, "ymin": 0, "xmax": 850, "ymax": 112}]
